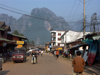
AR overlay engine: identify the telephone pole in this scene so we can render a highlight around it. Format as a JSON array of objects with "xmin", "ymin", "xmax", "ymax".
[
  {"xmin": 79, "ymin": 0, "xmax": 90, "ymax": 39},
  {"xmin": 90, "ymin": 13, "xmax": 99, "ymax": 33}
]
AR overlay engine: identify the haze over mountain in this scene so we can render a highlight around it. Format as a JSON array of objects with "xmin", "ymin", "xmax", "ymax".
[
  {"xmin": 0, "ymin": 7, "xmax": 69, "ymax": 45},
  {"xmin": 0, "ymin": 7, "xmax": 99, "ymax": 45}
]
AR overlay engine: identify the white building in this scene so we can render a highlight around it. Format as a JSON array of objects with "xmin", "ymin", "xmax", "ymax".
[
  {"xmin": 61, "ymin": 30, "xmax": 91, "ymax": 43},
  {"xmin": 50, "ymin": 30, "xmax": 65, "ymax": 47}
]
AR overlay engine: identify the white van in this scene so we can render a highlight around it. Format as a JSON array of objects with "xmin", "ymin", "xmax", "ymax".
[{"xmin": 0, "ymin": 58, "xmax": 2, "ymax": 70}]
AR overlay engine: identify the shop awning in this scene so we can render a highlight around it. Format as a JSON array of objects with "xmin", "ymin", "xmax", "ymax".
[{"xmin": 68, "ymin": 43, "xmax": 88, "ymax": 50}]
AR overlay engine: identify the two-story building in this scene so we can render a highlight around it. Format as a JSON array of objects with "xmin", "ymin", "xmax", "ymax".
[
  {"xmin": 0, "ymin": 21, "xmax": 28, "ymax": 62},
  {"xmin": 50, "ymin": 30, "xmax": 65, "ymax": 47},
  {"xmin": 7, "ymin": 33, "xmax": 28, "ymax": 51},
  {"xmin": 0, "ymin": 21, "xmax": 11, "ymax": 53}
]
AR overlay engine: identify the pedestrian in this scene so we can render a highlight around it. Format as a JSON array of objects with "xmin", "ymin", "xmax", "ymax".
[
  {"xmin": 54, "ymin": 50, "xmax": 56, "ymax": 57},
  {"xmin": 69, "ymin": 53, "xmax": 72, "ymax": 59},
  {"xmin": 31, "ymin": 51, "xmax": 38, "ymax": 63},
  {"xmin": 55, "ymin": 49, "xmax": 59, "ymax": 60},
  {"xmin": 72, "ymin": 51, "xmax": 85, "ymax": 75},
  {"xmin": 41, "ymin": 50, "xmax": 43, "ymax": 56}
]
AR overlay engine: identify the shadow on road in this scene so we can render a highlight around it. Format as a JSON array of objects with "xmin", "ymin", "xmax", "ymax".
[{"xmin": 0, "ymin": 70, "xmax": 10, "ymax": 75}]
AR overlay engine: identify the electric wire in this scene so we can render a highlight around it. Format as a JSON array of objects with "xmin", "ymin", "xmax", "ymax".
[
  {"xmin": 68, "ymin": 0, "xmax": 92, "ymax": 30},
  {"xmin": 0, "ymin": 6, "xmax": 68, "ymax": 24},
  {"xmin": 0, "ymin": 1, "xmax": 99, "ymax": 33},
  {"xmin": 70, "ymin": 1, "xmax": 80, "ymax": 22},
  {"xmin": 0, "ymin": 3, "xmax": 30, "ymax": 14},
  {"xmin": 77, "ymin": 0, "xmax": 92, "ymax": 22},
  {"xmin": 67, "ymin": 0, "xmax": 76, "ymax": 22}
]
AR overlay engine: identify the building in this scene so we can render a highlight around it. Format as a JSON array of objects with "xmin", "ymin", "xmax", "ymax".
[
  {"xmin": 61, "ymin": 30, "xmax": 91, "ymax": 44},
  {"xmin": 0, "ymin": 21, "xmax": 11, "ymax": 53},
  {"xmin": 7, "ymin": 33, "xmax": 28, "ymax": 50},
  {"xmin": 50, "ymin": 30, "xmax": 65, "ymax": 47}
]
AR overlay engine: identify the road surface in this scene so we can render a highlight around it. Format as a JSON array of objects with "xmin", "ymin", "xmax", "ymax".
[{"xmin": 0, "ymin": 53, "xmax": 96, "ymax": 75}]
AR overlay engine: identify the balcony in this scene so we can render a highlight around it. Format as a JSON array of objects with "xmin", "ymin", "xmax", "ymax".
[
  {"xmin": 51, "ymin": 34, "xmax": 56, "ymax": 37},
  {"xmin": 51, "ymin": 40, "xmax": 56, "ymax": 42}
]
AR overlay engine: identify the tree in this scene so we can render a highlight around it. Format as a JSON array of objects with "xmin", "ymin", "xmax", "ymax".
[
  {"xmin": 31, "ymin": 41, "xmax": 35, "ymax": 45},
  {"xmin": 19, "ymin": 33, "xmax": 24, "ymax": 36},
  {"xmin": 27, "ymin": 40, "xmax": 30, "ymax": 43},
  {"xmin": 12, "ymin": 30, "xmax": 19, "ymax": 35},
  {"xmin": 12, "ymin": 30, "xmax": 24, "ymax": 36}
]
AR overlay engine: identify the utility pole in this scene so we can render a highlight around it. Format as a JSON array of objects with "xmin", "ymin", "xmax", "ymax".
[
  {"xmin": 79, "ymin": 0, "xmax": 90, "ymax": 39},
  {"xmin": 83, "ymin": 0, "xmax": 85, "ymax": 40},
  {"xmin": 64, "ymin": 29, "xmax": 69, "ymax": 52},
  {"xmin": 64, "ymin": 32, "xmax": 66, "ymax": 52},
  {"xmin": 90, "ymin": 13, "xmax": 99, "ymax": 33}
]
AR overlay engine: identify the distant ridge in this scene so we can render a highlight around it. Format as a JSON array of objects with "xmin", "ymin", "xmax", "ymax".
[{"xmin": 0, "ymin": 7, "xmax": 69, "ymax": 45}]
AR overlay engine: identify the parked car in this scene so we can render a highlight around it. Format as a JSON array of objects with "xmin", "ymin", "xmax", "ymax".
[{"xmin": 12, "ymin": 47, "xmax": 26, "ymax": 63}]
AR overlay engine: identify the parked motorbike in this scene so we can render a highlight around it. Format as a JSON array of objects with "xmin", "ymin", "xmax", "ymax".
[{"xmin": 31, "ymin": 55, "xmax": 36, "ymax": 64}]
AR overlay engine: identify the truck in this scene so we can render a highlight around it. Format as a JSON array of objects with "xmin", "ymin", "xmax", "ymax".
[{"xmin": 12, "ymin": 47, "xmax": 26, "ymax": 63}]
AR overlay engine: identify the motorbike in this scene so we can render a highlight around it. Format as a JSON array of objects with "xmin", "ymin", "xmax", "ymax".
[{"xmin": 31, "ymin": 55, "xmax": 36, "ymax": 64}]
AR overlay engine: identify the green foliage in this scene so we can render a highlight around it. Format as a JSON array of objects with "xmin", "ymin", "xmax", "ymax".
[
  {"xmin": 12, "ymin": 30, "xmax": 24, "ymax": 36},
  {"xmin": 27, "ymin": 40, "xmax": 35, "ymax": 45},
  {"xmin": 19, "ymin": 33, "xmax": 24, "ymax": 36},
  {"xmin": 31, "ymin": 41, "xmax": 35, "ymax": 45},
  {"xmin": 27, "ymin": 40, "xmax": 30, "ymax": 43},
  {"xmin": 12, "ymin": 30, "xmax": 19, "ymax": 35}
]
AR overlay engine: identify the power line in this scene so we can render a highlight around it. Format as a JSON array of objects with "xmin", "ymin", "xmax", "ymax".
[
  {"xmin": 67, "ymin": 0, "xmax": 77, "ymax": 22},
  {"xmin": 77, "ymin": 0, "xmax": 91, "ymax": 22},
  {"xmin": 0, "ymin": 6, "xmax": 68, "ymax": 25},
  {"xmin": 0, "ymin": 3, "xmax": 30, "ymax": 14},
  {"xmin": 85, "ymin": 0, "xmax": 91, "ymax": 9},
  {"xmin": 0, "ymin": 6, "xmax": 24, "ymax": 15},
  {"xmin": 70, "ymin": 1, "xmax": 80, "ymax": 22}
]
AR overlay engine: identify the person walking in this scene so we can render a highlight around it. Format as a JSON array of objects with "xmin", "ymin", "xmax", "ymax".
[
  {"xmin": 41, "ymin": 50, "xmax": 43, "ymax": 56},
  {"xmin": 31, "ymin": 51, "xmax": 38, "ymax": 63},
  {"xmin": 55, "ymin": 49, "xmax": 59, "ymax": 60},
  {"xmin": 72, "ymin": 51, "xmax": 85, "ymax": 75}
]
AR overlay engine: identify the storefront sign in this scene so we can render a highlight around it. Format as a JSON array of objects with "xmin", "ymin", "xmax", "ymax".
[
  {"xmin": 16, "ymin": 41, "xmax": 24, "ymax": 44},
  {"xmin": 17, "ymin": 44, "xmax": 23, "ymax": 48}
]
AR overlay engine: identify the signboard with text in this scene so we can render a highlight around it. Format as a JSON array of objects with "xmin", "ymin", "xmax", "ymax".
[{"xmin": 16, "ymin": 41, "xmax": 24, "ymax": 44}]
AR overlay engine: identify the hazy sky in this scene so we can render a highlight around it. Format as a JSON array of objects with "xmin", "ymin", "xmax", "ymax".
[{"xmin": 0, "ymin": 0, "xmax": 100, "ymax": 23}]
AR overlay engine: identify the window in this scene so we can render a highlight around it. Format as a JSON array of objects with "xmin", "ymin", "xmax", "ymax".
[
  {"xmin": 1, "ymin": 31, "xmax": 4, "ymax": 37},
  {"xmin": 58, "ymin": 33, "xmax": 61, "ymax": 36},
  {"xmin": 58, "ymin": 43, "xmax": 60, "ymax": 46},
  {"xmin": 58, "ymin": 38, "xmax": 61, "ymax": 41}
]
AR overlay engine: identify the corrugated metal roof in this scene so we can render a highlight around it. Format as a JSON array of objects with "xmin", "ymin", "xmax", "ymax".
[
  {"xmin": 0, "ymin": 37, "xmax": 10, "ymax": 42},
  {"xmin": 8, "ymin": 33, "xmax": 27, "ymax": 39},
  {"xmin": 68, "ymin": 43, "xmax": 88, "ymax": 50}
]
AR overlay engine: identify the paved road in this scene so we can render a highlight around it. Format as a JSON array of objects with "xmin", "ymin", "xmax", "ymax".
[{"xmin": 0, "ymin": 53, "xmax": 96, "ymax": 75}]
